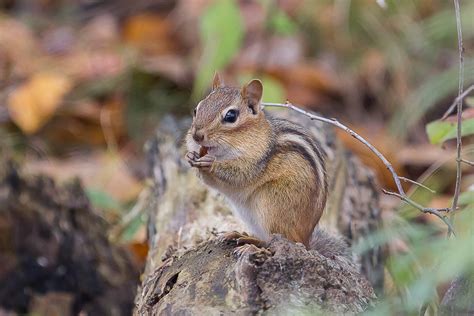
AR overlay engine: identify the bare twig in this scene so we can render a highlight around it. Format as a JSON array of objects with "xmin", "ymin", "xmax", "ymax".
[
  {"xmin": 262, "ymin": 101, "xmax": 454, "ymax": 231},
  {"xmin": 382, "ymin": 190, "xmax": 455, "ymax": 236},
  {"xmin": 399, "ymin": 176, "xmax": 436, "ymax": 193},
  {"xmin": 441, "ymin": 85, "xmax": 474, "ymax": 120},
  {"xmin": 450, "ymin": 0, "xmax": 464, "ymax": 233},
  {"xmin": 460, "ymin": 158, "xmax": 474, "ymax": 166}
]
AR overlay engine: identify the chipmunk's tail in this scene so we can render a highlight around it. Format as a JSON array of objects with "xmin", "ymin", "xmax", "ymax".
[{"xmin": 309, "ymin": 228, "xmax": 354, "ymax": 262}]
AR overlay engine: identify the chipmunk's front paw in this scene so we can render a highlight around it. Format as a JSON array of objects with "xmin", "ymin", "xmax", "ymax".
[
  {"xmin": 233, "ymin": 243, "xmax": 272, "ymax": 258},
  {"xmin": 185, "ymin": 151, "xmax": 215, "ymax": 171},
  {"xmin": 218, "ymin": 231, "xmax": 249, "ymax": 243},
  {"xmin": 219, "ymin": 231, "xmax": 267, "ymax": 248}
]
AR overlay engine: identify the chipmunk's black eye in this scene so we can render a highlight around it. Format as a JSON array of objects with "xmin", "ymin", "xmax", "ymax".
[
  {"xmin": 193, "ymin": 108, "xmax": 197, "ymax": 116},
  {"xmin": 223, "ymin": 109, "xmax": 238, "ymax": 123}
]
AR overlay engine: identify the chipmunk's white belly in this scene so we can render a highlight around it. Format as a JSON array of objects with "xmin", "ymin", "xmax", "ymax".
[
  {"xmin": 226, "ymin": 192, "xmax": 269, "ymax": 241},
  {"xmin": 203, "ymin": 178, "xmax": 269, "ymax": 240}
]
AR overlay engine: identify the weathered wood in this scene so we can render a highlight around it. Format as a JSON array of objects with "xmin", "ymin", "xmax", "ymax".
[
  {"xmin": 136, "ymin": 110, "xmax": 383, "ymax": 314},
  {"xmin": 136, "ymin": 235, "xmax": 375, "ymax": 315}
]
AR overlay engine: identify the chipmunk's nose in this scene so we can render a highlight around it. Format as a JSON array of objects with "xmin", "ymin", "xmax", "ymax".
[{"xmin": 192, "ymin": 129, "xmax": 205, "ymax": 142}]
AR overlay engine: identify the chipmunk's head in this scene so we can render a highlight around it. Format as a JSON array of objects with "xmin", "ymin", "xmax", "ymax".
[{"xmin": 187, "ymin": 73, "xmax": 267, "ymax": 159}]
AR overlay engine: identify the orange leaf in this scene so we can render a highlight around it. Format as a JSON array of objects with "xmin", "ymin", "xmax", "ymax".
[
  {"xmin": 127, "ymin": 241, "xmax": 149, "ymax": 266},
  {"xmin": 122, "ymin": 13, "xmax": 176, "ymax": 55},
  {"xmin": 7, "ymin": 72, "xmax": 72, "ymax": 134}
]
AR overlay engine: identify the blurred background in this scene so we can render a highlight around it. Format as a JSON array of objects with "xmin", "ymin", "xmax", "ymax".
[{"xmin": 0, "ymin": 0, "xmax": 473, "ymax": 314}]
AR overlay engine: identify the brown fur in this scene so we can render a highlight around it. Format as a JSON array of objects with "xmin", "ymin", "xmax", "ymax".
[{"xmin": 186, "ymin": 79, "xmax": 327, "ymax": 248}]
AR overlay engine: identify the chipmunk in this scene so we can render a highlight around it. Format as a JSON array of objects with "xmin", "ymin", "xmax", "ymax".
[{"xmin": 186, "ymin": 73, "xmax": 327, "ymax": 251}]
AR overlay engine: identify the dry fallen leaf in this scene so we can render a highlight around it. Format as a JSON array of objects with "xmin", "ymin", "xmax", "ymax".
[
  {"xmin": 7, "ymin": 72, "xmax": 72, "ymax": 134},
  {"xmin": 122, "ymin": 13, "xmax": 177, "ymax": 55}
]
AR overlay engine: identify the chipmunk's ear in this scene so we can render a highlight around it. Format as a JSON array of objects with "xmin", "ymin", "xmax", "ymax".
[
  {"xmin": 212, "ymin": 72, "xmax": 224, "ymax": 90},
  {"xmin": 241, "ymin": 79, "xmax": 263, "ymax": 114}
]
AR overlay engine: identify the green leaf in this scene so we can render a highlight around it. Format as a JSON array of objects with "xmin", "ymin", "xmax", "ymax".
[
  {"xmin": 426, "ymin": 117, "xmax": 474, "ymax": 145},
  {"xmin": 426, "ymin": 120, "xmax": 457, "ymax": 145},
  {"xmin": 458, "ymin": 191, "xmax": 474, "ymax": 206},
  {"xmin": 193, "ymin": 0, "xmax": 243, "ymax": 99},
  {"xmin": 121, "ymin": 214, "xmax": 146, "ymax": 241},
  {"xmin": 86, "ymin": 188, "xmax": 122, "ymax": 212},
  {"xmin": 270, "ymin": 10, "xmax": 297, "ymax": 35}
]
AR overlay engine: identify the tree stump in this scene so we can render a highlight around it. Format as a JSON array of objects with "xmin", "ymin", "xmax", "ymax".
[{"xmin": 135, "ymin": 110, "xmax": 382, "ymax": 314}]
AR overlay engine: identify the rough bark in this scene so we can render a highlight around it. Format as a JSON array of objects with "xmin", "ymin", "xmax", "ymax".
[
  {"xmin": 135, "ymin": 110, "xmax": 383, "ymax": 314},
  {"xmin": 0, "ymin": 161, "xmax": 140, "ymax": 316},
  {"xmin": 136, "ymin": 235, "xmax": 375, "ymax": 315}
]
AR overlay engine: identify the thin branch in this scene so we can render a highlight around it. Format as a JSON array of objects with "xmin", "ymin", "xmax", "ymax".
[
  {"xmin": 441, "ymin": 85, "xmax": 474, "ymax": 120},
  {"xmin": 263, "ymin": 101, "xmax": 406, "ymax": 195},
  {"xmin": 382, "ymin": 190, "xmax": 455, "ymax": 236},
  {"xmin": 460, "ymin": 158, "xmax": 474, "ymax": 166},
  {"xmin": 262, "ymin": 101, "xmax": 454, "ymax": 232},
  {"xmin": 450, "ymin": 0, "xmax": 464, "ymax": 233},
  {"xmin": 399, "ymin": 176, "xmax": 436, "ymax": 193}
]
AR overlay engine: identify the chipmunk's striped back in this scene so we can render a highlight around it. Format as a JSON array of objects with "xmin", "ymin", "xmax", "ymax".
[{"xmin": 269, "ymin": 117, "xmax": 328, "ymax": 208}]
